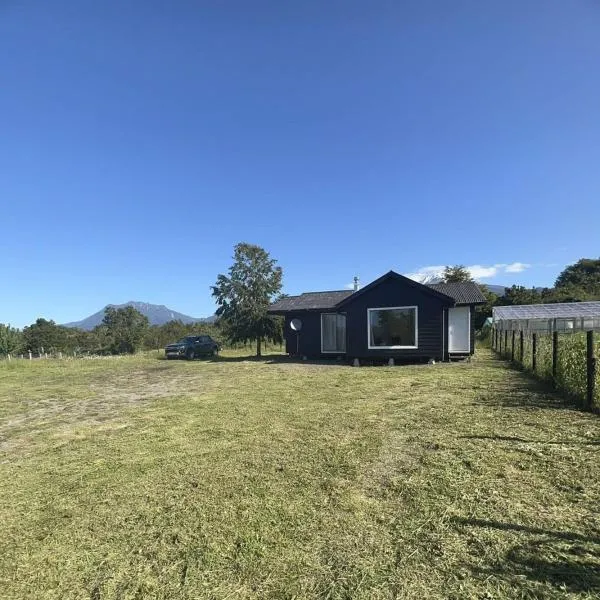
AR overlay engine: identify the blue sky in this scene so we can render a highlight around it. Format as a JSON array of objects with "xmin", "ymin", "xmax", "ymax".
[{"xmin": 1, "ymin": 1, "xmax": 599, "ymax": 327}]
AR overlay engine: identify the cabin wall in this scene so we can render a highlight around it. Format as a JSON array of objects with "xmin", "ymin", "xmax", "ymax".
[
  {"xmin": 470, "ymin": 304, "xmax": 476, "ymax": 355},
  {"xmin": 283, "ymin": 312, "xmax": 324, "ymax": 357},
  {"xmin": 343, "ymin": 277, "xmax": 450, "ymax": 361}
]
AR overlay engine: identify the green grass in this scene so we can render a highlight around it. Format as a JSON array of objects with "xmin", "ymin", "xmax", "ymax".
[{"xmin": 1, "ymin": 349, "xmax": 599, "ymax": 599}]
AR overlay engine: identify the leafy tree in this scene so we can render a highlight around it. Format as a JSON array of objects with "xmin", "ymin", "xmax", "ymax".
[
  {"xmin": 555, "ymin": 258, "xmax": 600, "ymax": 292},
  {"xmin": 442, "ymin": 265, "xmax": 473, "ymax": 283},
  {"xmin": 22, "ymin": 318, "xmax": 69, "ymax": 353},
  {"xmin": 0, "ymin": 324, "xmax": 22, "ymax": 356},
  {"xmin": 212, "ymin": 242, "xmax": 283, "ymax": 356},
  {"xmin": 498, "ymin": 285, "xmax": 541, "ymax": 306},
  {"xmin": 100, "ymin": 306, "xmax": 149, "ymax": 354}
]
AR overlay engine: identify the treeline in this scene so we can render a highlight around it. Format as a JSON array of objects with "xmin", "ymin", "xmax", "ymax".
[
  {"xmin": 0, "ymin": 307, "xmax": 225, "ymax": 357},
  {"xmin": 1, "ymin": 242, "xmax": 287, "ymax": 358}
]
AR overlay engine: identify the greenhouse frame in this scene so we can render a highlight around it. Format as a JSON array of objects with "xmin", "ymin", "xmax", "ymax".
[{"xmin": 493, "ymin": 301, "xmax": 600, "ymax": 333}]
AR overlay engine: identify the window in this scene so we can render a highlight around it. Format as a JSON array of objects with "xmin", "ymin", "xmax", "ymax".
[
  {"xmin": 321, "ymin": 313, "xmax": 346, "ymax": 353},
  {"xmin": 368, "ymin": 306, "xmax": 418, "ymax": 349}
]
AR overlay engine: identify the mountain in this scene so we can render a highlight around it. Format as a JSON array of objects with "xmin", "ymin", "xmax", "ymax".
[
  {"xmin": 63, "ymin": 302, "xmax": 216, "ymax": 330},
  {"xmin": 484, "ymin": 284, "xmax": 507, "ymax": 296}
]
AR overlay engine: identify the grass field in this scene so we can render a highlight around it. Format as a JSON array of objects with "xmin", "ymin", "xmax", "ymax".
[{"xmin": 1, "ymin": 349, "xmax": 599, "ymax": 599}]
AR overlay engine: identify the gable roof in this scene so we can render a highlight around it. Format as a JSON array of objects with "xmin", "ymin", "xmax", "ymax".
[
  {"xmin": 268, "ymin": 272, "xmax": 487, "ymax": 313},
  {"xmin": 334, "ymin": 270, "xmax": 456, "ymax": 309}
]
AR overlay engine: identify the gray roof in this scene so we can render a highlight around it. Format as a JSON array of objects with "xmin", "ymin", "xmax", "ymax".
[
  {"xmin": 428, "ymin": 282, "xmax": 487, "ymax": 305},
  {"xmin": 269, "ymin": 280, "xmax": 486, "ymax": 313},
  {"xmin": 494, "ymin": 301, "xmax": 600, "ymax": 321},
  {"xmin": 269, "ymin": 290, "xmax": 353, "ymax": 313}
]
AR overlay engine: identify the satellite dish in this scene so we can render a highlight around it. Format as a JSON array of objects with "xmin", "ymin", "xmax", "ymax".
[{"xmin": 290, "ymin": 318, "xmax": 302, "ymax": 332}]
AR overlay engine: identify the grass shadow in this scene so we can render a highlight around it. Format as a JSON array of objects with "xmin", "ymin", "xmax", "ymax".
[
  {"xmin": 452, "ymin": 517, "xmax": 600, "ymax": 594},
  {"xmin": 475, "ymin": 354, "xmax": 584, "ymax": 412},
  {"xmin": 459, "ymin": 434, "xmax": 600, "ymax": 446}
]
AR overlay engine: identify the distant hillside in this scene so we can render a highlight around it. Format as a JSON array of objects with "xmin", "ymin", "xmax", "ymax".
[
  {"xmin": 63, "ymin": 302, "xmax": 216, "ymax": 330},
  {"xmin": 485, "ymin": 284, "xmax": 507, "ymax": 296}
]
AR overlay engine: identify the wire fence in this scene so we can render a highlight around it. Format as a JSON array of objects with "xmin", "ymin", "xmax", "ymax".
[{"xmin": 492, "ymin": 328, "xmax": 599, "ymax": 411}]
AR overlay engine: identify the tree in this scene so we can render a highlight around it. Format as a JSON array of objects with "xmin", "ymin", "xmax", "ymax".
[
  {"xmin": 555, "ymin": 258, "xmax": 600, "ymax": 291},
  {"xmin": 100, "ymin": 306, "xmax": 149, "ymax": 354},
  {"xmin": 0, "ymin": 324, "xmax": 22, "ymax": 356},
  {"xmin": 212, "ymin": 242, "xmax": 283, "ymax": 356},
  {"xmin": 442, "ymin": 265, "xmax": 473, "ymax": 283},
  {"xmin": 498, "ymin": 285, "xmax": 541, "ymax": 306},
  {"xmin": 22, "ymin": 318, "xmax": 69, "ymax": 353}
]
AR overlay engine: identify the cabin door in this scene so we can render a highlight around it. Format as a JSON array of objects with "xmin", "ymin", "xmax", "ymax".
[{"xmin": 448, "ymin": 307, "xmax": 470, "ymax": 353}]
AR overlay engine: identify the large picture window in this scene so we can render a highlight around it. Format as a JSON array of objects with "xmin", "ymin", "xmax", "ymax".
[
  {"xmin": 321, "ymin": 313, "xmax": 346, "ymax": 353},
  {"xmin": 368, "ymin": 306, "xmax": 418, "ymax": 349}
]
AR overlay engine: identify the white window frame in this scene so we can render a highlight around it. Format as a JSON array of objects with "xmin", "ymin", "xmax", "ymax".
[
  {"xmin": 367, "ymin": 306, "xmax": 418, "ymax": 350},
  {"xmin": 321, "ymin": 313, "xmax": 346, "ymax": 353}
]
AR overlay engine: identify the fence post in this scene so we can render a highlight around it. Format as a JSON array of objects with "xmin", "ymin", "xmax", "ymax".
[
  {"xmin": 519, "ymin": 331, "xmax": 524, "ymax": 364},
  {"xmin": 552, "ymin": 331, "xmax": 558, "ymax": 383},
  {"xmin": 587, "ymin": 331, "xmax": 596, "ymax": 410},
  {"xmin": 28, "ymin": 351, "xmax": 32, "ymax": 360},
  {"xmin": 504, "ymin": 330, "xmax": 508, "ymax": 358},
  {"xmin": 511, "ymin": 331, "xmax": 515, "ymax": 361},
  {"xmin": 532, "ymin": 333, "xmax": 537, "ymax": 373}
]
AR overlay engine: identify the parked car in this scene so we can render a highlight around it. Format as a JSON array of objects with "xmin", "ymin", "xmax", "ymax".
[{"xmin": 165, "ymin": 335, "xmax": 220, "ymax": 360}]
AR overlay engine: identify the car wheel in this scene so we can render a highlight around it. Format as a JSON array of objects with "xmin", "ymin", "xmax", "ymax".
[
  {"xmin": 211, "ymin": 347, "xmax": 218, "ymax": 357},
  {"xmin": 185, "ymin": 348, "xmax": 195, "ymax": 360}
]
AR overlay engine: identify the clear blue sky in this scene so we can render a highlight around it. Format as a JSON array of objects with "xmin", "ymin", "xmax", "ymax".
[{"xmin": 2, "ymin": 1, "xmax": 599, "ymax": 327}]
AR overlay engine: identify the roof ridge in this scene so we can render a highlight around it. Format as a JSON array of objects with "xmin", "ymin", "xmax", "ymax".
[{"xmin": 301, "ymin": 289, "xmax": 350, "ymax": 294}]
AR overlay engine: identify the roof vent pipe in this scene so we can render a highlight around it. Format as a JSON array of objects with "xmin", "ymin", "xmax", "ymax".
[{"xmin": 353, "ymin": 276, "xmax": 360, "ymax": 292}]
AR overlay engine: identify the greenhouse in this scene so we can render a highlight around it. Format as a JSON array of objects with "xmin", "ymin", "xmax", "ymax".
[{"xmin": 493, "ymin": 302, "xmax": 600, "ymax": 333}]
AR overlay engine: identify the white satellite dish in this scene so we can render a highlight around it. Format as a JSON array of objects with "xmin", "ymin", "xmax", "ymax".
[{"xmin": 290, "ymin": 318, "xmax": 302, "ymax": 331}]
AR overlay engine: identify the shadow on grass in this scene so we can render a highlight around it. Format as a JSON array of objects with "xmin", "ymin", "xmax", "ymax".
[
  {"xmin": 459, "ymin": 435, "xmax": 600, "ymax": 446},
  {"xmin": 157, "ymin": 353, "xmax": 343, "ymax": 366},
  {"xmin": 453, "ymin": 517, "xmax": 600, "ymax": 594},
  {"xmin": 475, "ymin": 355, "xmax": 583, "ymax": 412}
]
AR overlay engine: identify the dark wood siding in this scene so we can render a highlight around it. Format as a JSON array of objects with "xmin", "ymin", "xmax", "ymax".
[
  {"xmin": 283, "ymin": 312, "xmax": 346, "ymax": 359},
  {"xmin": 470, "ymin": 304, "xmax": 475, "ymax": 355},
  {"xmin": 343, "ymin": 277, "xmax": 450, "ymax": 360}
]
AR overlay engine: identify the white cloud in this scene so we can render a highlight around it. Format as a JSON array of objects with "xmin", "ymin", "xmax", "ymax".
[
  {"xmin": 344, "ymin": 282, "xmax": 355, "ymax": 290},
  {"xmin": 466, "ymin": 264, "xmax": 500, "ymax": 279},
  {"xmin": 405, "ymin": 262, "xmax": 532, "ymax": 282},
  {"xmin": 505, "ymin": 262, "xmax": 531, "ymax": 273}
]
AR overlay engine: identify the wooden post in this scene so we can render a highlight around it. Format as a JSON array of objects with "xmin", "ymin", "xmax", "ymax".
[
  {"xmin": 511, "ymin": 331, "xmax": 515, "ymax": 361},
  {"xmin": 587, "ymin": 331, "xmax": 596, "ymax": 410},
  {"xmin": 552, "ymin": 331, "xmax": 558, "ymax": 382},
  {"xmin": 504, "ymin": 330, "xmax": 508, "ymax": 357},
  {"xmin": 28, "ymin": 351, "xmax": 32, "ymax": 360},
  {"xmin": 519, "ymin": 331, "xmax": 524, "ymax": 364},
  {"xmin": 532, "ymin": 333, "xmax": 537, "ymax": 372}
]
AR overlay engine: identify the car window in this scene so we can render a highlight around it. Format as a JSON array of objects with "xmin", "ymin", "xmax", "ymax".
[{"xmin": 200, "ymin": 336, "xmax": 210, "ymax": 343}]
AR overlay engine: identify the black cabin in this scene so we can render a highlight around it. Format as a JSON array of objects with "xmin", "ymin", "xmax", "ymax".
[{"xmin": 268, "ymin": 271, "xmax": 486, "ymax": 363}]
